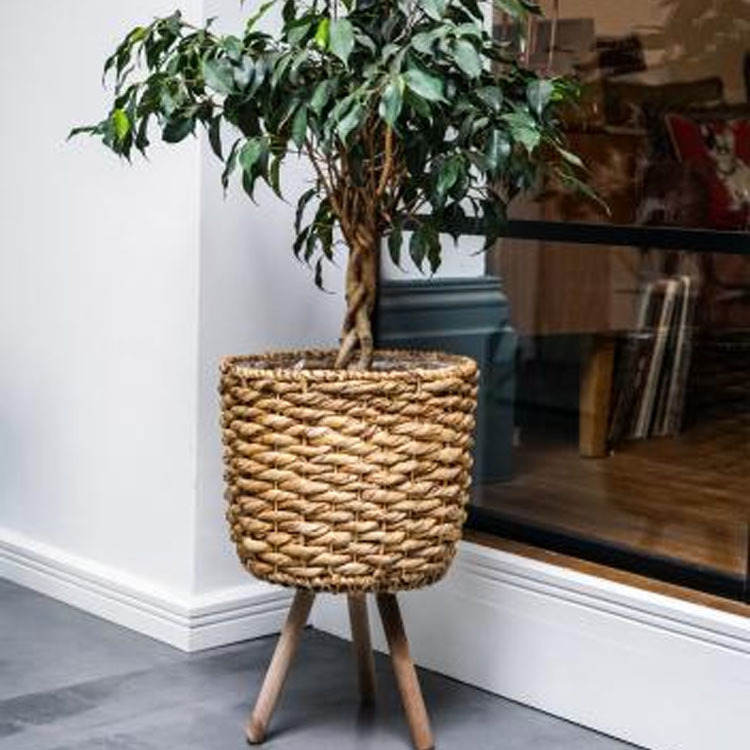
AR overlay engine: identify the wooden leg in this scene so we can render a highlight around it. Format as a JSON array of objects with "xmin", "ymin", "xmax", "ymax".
[
  {"xmin": 376, "ymin": 593, "xmax": 434, "ymax": 750},
  {"xmin": 246, "ymin": 589, "xmax": 315, "ymax": 745},
  {"xmin": 347, "ymin": 594, "xmax": 377, "ymax": 704}
]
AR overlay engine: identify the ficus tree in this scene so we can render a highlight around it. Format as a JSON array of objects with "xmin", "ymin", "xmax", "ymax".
[{"xmin": 73, "ymin": 0, "xmax": 585, "ymax": 370}]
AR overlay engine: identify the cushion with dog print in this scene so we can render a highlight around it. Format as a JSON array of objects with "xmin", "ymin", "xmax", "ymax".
[{"xmin": 666, "ymin": 113, "xmax": 750, "ymax": 230}]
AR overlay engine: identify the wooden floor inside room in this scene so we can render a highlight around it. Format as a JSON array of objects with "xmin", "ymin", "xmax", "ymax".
[{"xmin": 476, "ymin": 413, "xmax": 750, "ymax": 581}]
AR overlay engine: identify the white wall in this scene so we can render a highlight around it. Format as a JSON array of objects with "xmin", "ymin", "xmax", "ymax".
[{"xmin": 0, "ymin": 1, "xmax": 202, "ymax": 598}]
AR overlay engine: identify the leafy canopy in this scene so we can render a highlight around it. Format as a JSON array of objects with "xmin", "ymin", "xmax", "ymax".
[{"xmin": 73, "ymin": 0, "xmax": 584, "ymax": 282}]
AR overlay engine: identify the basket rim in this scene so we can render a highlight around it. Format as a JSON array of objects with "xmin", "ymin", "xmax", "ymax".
[{"xmin": 220, "ymin": 348, "xmax": 477, "ymax": 382}]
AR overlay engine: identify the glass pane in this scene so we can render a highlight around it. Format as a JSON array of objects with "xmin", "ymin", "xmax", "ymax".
[
  {"xmin": 474, "ymin": 240, "xmax": 750, "ymax": 600},
  {"xmin": 494, "ymin": 1, "xmax": 750, "ymax": 232}
]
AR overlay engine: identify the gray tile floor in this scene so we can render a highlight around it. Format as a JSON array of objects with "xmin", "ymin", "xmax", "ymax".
[{"xmin": 0, "ymin": 579, "xmax": 635, "ymax": 750}]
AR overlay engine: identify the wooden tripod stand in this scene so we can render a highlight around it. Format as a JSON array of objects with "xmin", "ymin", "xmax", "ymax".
[{"xmin": 246, "ymin": 590, "xmax": 434, "ymax": 750}]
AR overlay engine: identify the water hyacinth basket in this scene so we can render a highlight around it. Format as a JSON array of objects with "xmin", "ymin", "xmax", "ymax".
[{"xmin": 220, "ymin": 349, "xmax": 478, "ymax": 593}]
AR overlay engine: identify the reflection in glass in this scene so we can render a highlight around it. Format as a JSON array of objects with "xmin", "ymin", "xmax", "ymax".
[
  {"xmin": 494, "ymin": 0, "xmax": 750, "ymax": 232},
  {"xmin": 476, "ymin": 239, "xmax": 749, "ymax": 600}
]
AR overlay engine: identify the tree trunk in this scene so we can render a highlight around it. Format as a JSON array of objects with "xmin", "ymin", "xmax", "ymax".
[{"xmin": 334, "ymin": 222, "xmax": 379, "ymax": 371}]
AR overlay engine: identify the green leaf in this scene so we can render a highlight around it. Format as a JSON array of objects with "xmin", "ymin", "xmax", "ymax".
[
  {"xmin": 201, "ymin": 58, "xmax": 235, "ymax": 95},
  {"xmin": 159, "ymin": 88, "xmax": 178, "ymax": 118},
  {"xmin": 410, "ymin": 224, "xmax": 440, "ymax": 273},
  {"xmin": 208, "ymin": 116, "xmax": 223, "ymax": 160},
  {"xmin": 475, "ymin": 86, "xmax": 503, "ymax": 112},
  {"xmin": 378, "ymin": 77, "xmax": 404, "ymax": 126},
  {"xmin": 162, "ymin": 117, "xmax": 194, "ymax": 143},
  {"xmin": 559, "ymin": 147, "xmax": 584, "ymax": 169},
  {"xmin": 293, "ymin": 226, "xmax": 311, "ymax": 259},
  {"xmin": 405, "ymin": 133, "xmax": 428, "ymax": 176},
  {"xmin": 336, "ymin": 102, "xmax": 363, "ymax": 142},
  {"xmin": 387, "ymin": 225, "xmax": 403, "ymax": 268},
  {"xmin": 295, "ymin": 188, "xmax": 317, "ymax": 233},
  {"xmin": 409, "ymin": 229, "xmax": 427, "ymax": 271},
  {"xmin": 455, "ymin": 22, "xmax": 483, "ymax": 38},
  {"xmin": 304, "ymin": 228, "xmax": 318, "ymax": 263},
  {"xmin": 314, "ymin": 258, "xmax": 326, "ymax": 290},
  {"xmin": 482, "ymin": 197, "xmax": 508, "ymax": 247},
  {"xmin": 382, "ymin": 42, "xmax": 401, "ymax": 61},
  {"xmin": 134, "ymin": 112, "xmax": 151, "ymax": 154},
  {"xmin": 68, "ymin": 125, "xmax": 99, "ymax": 140},
  {"xmin": 422, "ymin": 0, "xmax": 447, "ymax": 20},
  {"xmin": 252, "ymin": 58, "xmax": 268, "ymax": 91},
  {"xmin": 433, "ymin": 157, "xmax": 461, "ymax": 207},
  {"xmin": 234, "ymin": 57, "xmax": 255, "ymax": 89},
  {"xmin": 403, "ymin": 68, "xmax": 444, "ymax": 102},
  {"xmin": 527, "ymin": 79, "xmax": 554, "ymax": 117},
  {"xmin": 310, "ymin": 80, "xmax": 333, "ymax": 115},
  {"xmin": 427, "ymin": 234, "xmax": 441, "ymax": 274},
  {"xmin": 289, "ymin": 49, "xmax": 312, "ymax": 84},
  {"xmin": 220, "ymin": 35, "xmax": 243, "ymax": 62},
  {"xmin": 239, "ymin": 138, "xmax": 263, "ymax": 174},
  {"xmin": 278, "ymin": 96, "xmax": 300, "ymax": 131},
  {"xmin": 314, "ymin": 18, "xmax": 330, "ymax": 49},
  {"xmin": 502, "ymin": 111, "xmax": 541, "ymax": 152},
  {"xmin": 111, "ymin": 109, "xmax": 131, "ymax": 142},
  {"xmin": 286, "ymin": 19, "xmax": 313, "ymax": 46},
  {"xmin": 411, "ymin": 31, "xmax": 439, "ymax": 56},
  {"xmin": 449, "ymin": 166, "xmax": 469, "ymax": 201},
  {"xmin": 485, "ymin": 129, "xmax": 511, "ymax": 173},
  {"xmin": 268, "ymin": 155, "xmax": 283, "ymax": 197},
  {"xmin": 453, "ymin": 39, "xmax": 482, "ymax": 78},
  {"xmin": 242, "ymin": 168, "xmax": 259, "ymax": 201},
  {"xmin": 493, "ymin": 0, "xmax": 530, "ymax": 18},
  {"xmin": 329, "ymin": 19, "xmax": 355, "ymax": 64},
  {"xmin": 405, "ymin": 89, "xmax": 432, "ymax": 122},
  {"xmin": 443, "ymin": 201, "xmax": 466, "ymax": 243},
  {"xmin": 457, "ymin": 0, "xmax": 484, "ymax": 18},
  {"xmin": 315, "ymin": 201, "xmax": 334, "ymax": 260},
  {"xmin": 270, "ymin": 52, "xmax": 293, "ymax": 89},
  {"xmin": 520, "ymin": 0, "xmax": 542, "ymax": 13},
  {"xmin": 557, "ymin": 169, "xmax": 608, "ymax": 213},
  {"xmin": 246, "ymin": 0, "xmax": 277, "ymax": 30},
  {"xmin": 355, "ymin": 32, "xmax": 377, "ymax": 55},
  {"xmin": 222, "ymin": 139, "xmax": 241, "ymax": 190},
  {"xmin": 291, "ymin": 105, "xmax": 308, "ymax": 148}
]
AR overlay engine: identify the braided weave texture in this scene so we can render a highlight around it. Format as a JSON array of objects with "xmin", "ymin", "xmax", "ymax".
[{"xmin": 220, "ymin": 349, "xmax": 478, "ymax": 593}]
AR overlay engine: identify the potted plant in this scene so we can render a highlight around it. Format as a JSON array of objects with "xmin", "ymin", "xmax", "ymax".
[{"xmin": 73, "ymin": 1, "xmax": 583, "ymax": 747}]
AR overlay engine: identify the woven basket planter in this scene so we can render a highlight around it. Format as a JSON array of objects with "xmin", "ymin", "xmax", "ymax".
[{"xmin": 220, "ymin": 349, "xmax": 478, "ymax": 593}]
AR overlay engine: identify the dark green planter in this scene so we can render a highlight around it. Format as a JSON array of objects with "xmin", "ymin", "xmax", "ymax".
[{"xmin": 376, "ymin": 276, "xmax": 516, "ymax": 482}]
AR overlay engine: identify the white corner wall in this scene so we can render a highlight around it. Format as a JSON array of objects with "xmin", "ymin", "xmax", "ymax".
[{"xmin": 0, "ymin": 1, "xmax": 203, "ymax": 600}]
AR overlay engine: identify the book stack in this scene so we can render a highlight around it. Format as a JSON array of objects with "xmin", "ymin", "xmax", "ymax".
[{"xmin": 608, "ymin": 275, "xmax": 697, "ymax": 447}]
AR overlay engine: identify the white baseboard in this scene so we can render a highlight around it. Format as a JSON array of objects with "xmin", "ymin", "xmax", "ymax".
[
  {"xmin": 312, "ymin": 541, "xmax": 750, "ymax": 750},
  {"xmin": 0, "ymin": 527, "xmax": 291, "ymax": 652}
]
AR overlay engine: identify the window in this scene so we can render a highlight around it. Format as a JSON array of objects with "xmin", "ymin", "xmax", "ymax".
[{"xmin": 468, "ymin": 1, "xmax": 750, "ymax": 602}]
